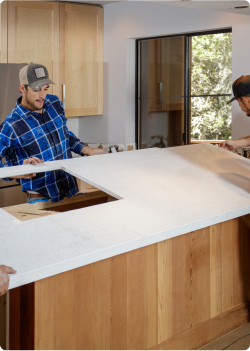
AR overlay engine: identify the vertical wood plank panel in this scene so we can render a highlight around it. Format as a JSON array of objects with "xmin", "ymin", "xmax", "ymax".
[
  {"xmin": 35, "ymin": 276, "xmax": 55, "ymax": 350},
  {"xmin": 143, "ymin": 243, "xmax": 158, "ymax": 349},
  {"xmin": 172, "ymin": 233, "xmax": 192, "ymax": 336},
  {"xmin": 191, "ymin": 227, "xmax": 210, "ymax": 327},
  {"xmin": 92, "ymin": 259, "xmax": 111, "ymax": 350},
  {"xmin": 9, "ymin": 287, "xmax": 20, "ymax": 350},
  {"xmin": 97, "ymin": 6, "xmax": 103, "ymax": 114},
  {"xmin": 110, "ymin": 254, "xmax": 127, "ymax": 350},
  {"xmin": 1, "ymin": 1, "xmax": 8, "ymax": 63},
  {"xmin": 127, "ymin": 248, "xmax": 144, "ymax": 349},
  {"xmin": 59, "ymin": 3, "xmax": 65, "ymax": 100},
  {"xmin": 233, "ymin": 218, "xmax": 244, "ymax": 306},
  {"xmin": 20, "ymin": 284, "xmax": 34, "ymax": 350},
  {"xmin": 7, "ymin": 1, "xmax": 15, "ymax": 63},
  {"xmin": 222, "ymin": 220, "xmax": 234, "ymax": 311},
  {"xmin": 52, "ymin": 2, "xmax": 60, "ymax": 97},
  {"xmin": 74, "ymin": 264, "xmax": 93, "ymax": 350},
  {"xmin": 158, "ymin": 238, "xmax": 172, "ymax": 343},
  {"xmin": 238, "ymin": 216, "xmax": 250, "ymax": 302},
  {"xmin": 210, "ymin": 223, "xmax": 222, "ymax": 317},
  {"xmin": 54, "ymin": 270, "xmax": 76, "ymax": 349}
]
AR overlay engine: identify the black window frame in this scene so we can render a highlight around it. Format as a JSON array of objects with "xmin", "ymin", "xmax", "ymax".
[{"xmin": 135, "ymin": 28, "xmax": 232, "ymax": 149}]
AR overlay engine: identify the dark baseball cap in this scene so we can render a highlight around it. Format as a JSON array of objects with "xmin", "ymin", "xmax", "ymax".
[
  {"xmin": 19, "ymin": 62, "xmax": 55, "ymax": 90},
  {"xmin": 227, "ymin": 75, "xmax": 250, "ymax": 104}
]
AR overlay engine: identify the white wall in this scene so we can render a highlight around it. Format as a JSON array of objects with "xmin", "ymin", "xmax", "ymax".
[{"xmin": 77, "ymin": 1, "xmax": 250, "ymax": 144}]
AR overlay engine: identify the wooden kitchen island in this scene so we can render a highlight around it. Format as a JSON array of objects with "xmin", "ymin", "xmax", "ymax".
[{"xmin": 1, "ymin": 144, "xmax": 250, "ymax": 350}]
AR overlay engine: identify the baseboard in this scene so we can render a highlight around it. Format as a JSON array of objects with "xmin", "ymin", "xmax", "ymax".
[{"xmin": 149, "ymin": 302, "xmax": 250, "ymax": 350}]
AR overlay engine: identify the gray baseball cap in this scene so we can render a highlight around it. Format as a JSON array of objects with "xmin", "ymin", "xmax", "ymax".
[{"xmin": 19, "ymin": 62, "xmax": 55, "ymax": 90}]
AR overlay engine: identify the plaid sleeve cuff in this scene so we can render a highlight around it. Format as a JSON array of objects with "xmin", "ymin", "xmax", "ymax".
[{"xmin": 71, "ymin": 141, "xmax": 88, "ymax": 156}]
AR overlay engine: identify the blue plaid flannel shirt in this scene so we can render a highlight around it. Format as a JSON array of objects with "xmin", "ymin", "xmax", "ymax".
[{"xmin": 0, "ymin": 94, "xmax": 87, "ymax": 202}]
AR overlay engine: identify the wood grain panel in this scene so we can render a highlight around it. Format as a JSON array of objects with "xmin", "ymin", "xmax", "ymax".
[
  {"xmin": 150, "ymin": 302, "xmax": 250, "ymax": 350},
  {"xmin": 54, "ymin": 270, "xmax": 76, "ymax": 349},
  {"xmin": 210, "ymin": 223, "xmax": 222, "ymax": 317},
  {"xmin": 172, "ymin": 233, "xmax": 192, "ymax": 337},
  {"xmin": 191, "ymin": 227, "xmax": 210, "ymax": 327},
  {"xmin": 8, "ymin": 1, "xmax": 58, "ymax": 95},
  {"xmin": 35, "ymin": 276, "xmax": 56, "ymax": 350},
  {"xmin": 9, "ymin": 216, "xmax": 250, "ymax": 350},
  {"xmin": 222, "ymin": 220, "xmax": 234, "ymax": 311},
  {"xmin": 92, "ymin": 259, "xmax": 111, "ymax": 350},
  {"xmin": 52, "ymin": 2, "xmax": 60, "ymax": 98},
  {"xmin": 158, "ymin": 238, "xmax": 172, "ymax": 343},
  {"xmin": 143, "ymin": 244, "xmax": 158, "ymax": 349},
  {"xmin": 9, "ymin": 287, "xmax": 21, "ymax": 350},
  {"xmin": 64, "ymin": 4, "xmax": 103, "ymax": 117},
  {"xmin": 0, "ymin": 1, "xmax": 8, "ymax": 63},
  {"xmin": 127, "ymin": 249, "xmax": 144, "ymax": 349},
  {"xmin": 7, "ymin": 1, "xmax": 15, "ymax": 63},
  {"xmin": 74, "ymin": 264, "xmax": 93, "ymax": 350},
  {"xmin": 59, "ymin": 2, "xmax": 65, "ymax": 102},
  {"xmin": 110, "ymin": 254, "xmax": 127, "ymax": 350}
]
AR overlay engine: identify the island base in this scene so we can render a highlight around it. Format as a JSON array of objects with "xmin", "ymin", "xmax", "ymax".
[{"xmin": 9, "ymin": 216, "xmax": 250, "ymax": 350}]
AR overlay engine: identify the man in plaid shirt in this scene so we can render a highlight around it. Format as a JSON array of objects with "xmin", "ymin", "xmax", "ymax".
[{"xmin": 0, "ymin": 62, "xmax": 107, "ymax": 203}]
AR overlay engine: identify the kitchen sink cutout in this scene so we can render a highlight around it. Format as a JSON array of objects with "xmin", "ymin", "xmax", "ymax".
[{"xmin": 2, "ymin": 178, "xmax": 118, "ymax": 222}]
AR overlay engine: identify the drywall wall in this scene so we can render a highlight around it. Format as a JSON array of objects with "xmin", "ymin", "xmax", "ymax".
[{"xmin": 76, "ymin": 1, "xmax": 250, "ymax": 144}]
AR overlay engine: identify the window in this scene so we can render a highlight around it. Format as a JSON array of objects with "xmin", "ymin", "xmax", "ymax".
[{"xmin": 136, "ymin": 29, "xmax": 232, "ymax": 149}]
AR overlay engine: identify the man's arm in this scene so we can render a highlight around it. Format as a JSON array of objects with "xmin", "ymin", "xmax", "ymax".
[
  {"xmin": 58, "ymin": 99, "xmax": 108, "ymax": 156},
  {"xmin": 81, "ymin": 145, "xmax": 108, "ymax": 156},
  {"xmin": 0, "ymin": 265, "xmax": 16, "ymax": 296},
  {"xmin": 0, "ymin": 123, "xmax": 44, "ymax": 180},
  {"xmin": 219, "ymin": 136, "xmax": 250, "ymax": 151}
]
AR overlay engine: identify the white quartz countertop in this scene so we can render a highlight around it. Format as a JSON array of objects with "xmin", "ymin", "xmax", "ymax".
[{"xmin": 2, "ymin": 144, "xmax": 250, "ymax": 289}]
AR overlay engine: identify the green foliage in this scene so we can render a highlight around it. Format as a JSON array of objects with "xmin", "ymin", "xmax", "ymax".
[{"xmin": 191, "ymin": 33, "xmax": 232, "ymax": 140}]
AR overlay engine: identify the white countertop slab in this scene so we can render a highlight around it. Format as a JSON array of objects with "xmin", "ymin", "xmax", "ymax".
[{"xmin": 1, "ymin": 144, "xmax": 250, "ymax": 289}]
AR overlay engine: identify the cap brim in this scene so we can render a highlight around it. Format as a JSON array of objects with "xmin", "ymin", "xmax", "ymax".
[
  {"xmin": 227, "ymin": 96, "xmax": 236, "ymax": 104},
  {"xmin": 29, "ymin": 78, "xmax": 55, "ymax": 90}
]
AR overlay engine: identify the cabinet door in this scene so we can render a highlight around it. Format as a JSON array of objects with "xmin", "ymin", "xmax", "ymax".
[
  {"xmin": 61, "ymin": 3, "xmax": 103, "ymax": 117},
  {"xmin": 0, "ymin": 1, "xmax": 7, "ymax": 63},
  {"xmin": 7, "ymin": 1, "xmax": 60, "ymax": 97}
]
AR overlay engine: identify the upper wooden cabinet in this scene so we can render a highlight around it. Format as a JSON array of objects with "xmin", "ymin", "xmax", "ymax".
[
  {"xmin": 61, "ymin": 3, "xmax": 103, "ymax": 117},
  {"xmin": 0, "ymin": 1, "xmax": 103, "ymax": 117}
]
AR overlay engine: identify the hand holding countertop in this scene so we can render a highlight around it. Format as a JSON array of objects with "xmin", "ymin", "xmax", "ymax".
[
  {"xmin": 10, "ymin": 156, "xmax": 45, "ymax": 180},
  {"xmin": 219, "ymin": 136, "xmax": 250, "ymax": 151},
  {"xmin": 0, "ymin": 265, "xmax": 16, "ymax": 296}
]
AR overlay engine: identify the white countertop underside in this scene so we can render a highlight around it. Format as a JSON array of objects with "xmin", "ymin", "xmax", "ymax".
[{"xmin": 1, "ymin": 144, "xmax": 250, "ymax": 289}]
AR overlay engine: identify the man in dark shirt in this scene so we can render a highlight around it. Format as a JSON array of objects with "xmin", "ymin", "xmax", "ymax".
[
  {"xmin": 220, "ymin": 75, "xmax": 250, "ymax": 150},
  {"xmin": 0, "ymin": 62, "xmax": 107, "ymax": 202}
]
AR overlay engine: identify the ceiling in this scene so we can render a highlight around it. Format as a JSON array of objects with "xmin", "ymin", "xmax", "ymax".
[{"xmin": 61, "ymin": 0, "xmax": 250, "ymax": 16}]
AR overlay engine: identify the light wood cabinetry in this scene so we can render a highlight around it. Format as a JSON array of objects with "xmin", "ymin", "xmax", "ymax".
[
  {"xmin": 0, "ymin": 1, "xmax": 103, "ymax": 117},
  {"xmin": 0, "ymin": 1, "xmax": 7, "ymax": 63},
  {"xmin": 6, "ymin": 1, "xmax": 59, "ymax": 96},
  {"xmin": 60, "ymin": 3, "xmax": 103, "ymax": 117},
  {"xmin": 8, "ymin": 216, "xmax": 250, "ymax": 349}
]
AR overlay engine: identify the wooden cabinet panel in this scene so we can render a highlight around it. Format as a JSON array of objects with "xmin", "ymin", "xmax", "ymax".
[
  {"xmin": 0, "ymin": 1, "xmax": 7, "ymax": 63},
  {"xmin": 3, "ymin": 1, "xmax": 103, "ymax": 116},
  {"xmin": 7, "ymin": 1, "xmax": 59, "ymax": 96},
  {"xmin": 61, "ymin": 4, "xmax": 103, "ymax": 117}
]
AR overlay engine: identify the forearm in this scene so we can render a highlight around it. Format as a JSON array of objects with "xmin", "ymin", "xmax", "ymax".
[
  {"xmin": 81, "ymin": 146, "xmax": 92, "ymax": 156},
  {"xmin": 235, "ymin": 136, "xmax": 250, "ymax": 148}
]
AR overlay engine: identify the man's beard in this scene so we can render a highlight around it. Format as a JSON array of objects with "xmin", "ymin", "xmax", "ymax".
[
  {"xmin": 25, "ymin": 93, "xmax": 44, "ymax": 111},
  {"xmin": 241, "ymin": 99, "xmax": 250, "ymax": 116}
]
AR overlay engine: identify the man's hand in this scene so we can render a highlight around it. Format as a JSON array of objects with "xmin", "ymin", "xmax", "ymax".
[
  {"xmin": 10, "ymin": 157, "xmax": 44, "ymax": 179},
  {"xmin": 0, "ymin": 265, "xmax": 16, "ymax": 296},
  {"xmin": 219, "ymin": 138, "xmax": 250, "ymax": 151},
  {"xmin": 219, "ymin": 140, "xmax": 238, "ymax": 151},
  {"xmin": 81, "ymin": 146, "xmax": 108, "ymax": 156}
]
